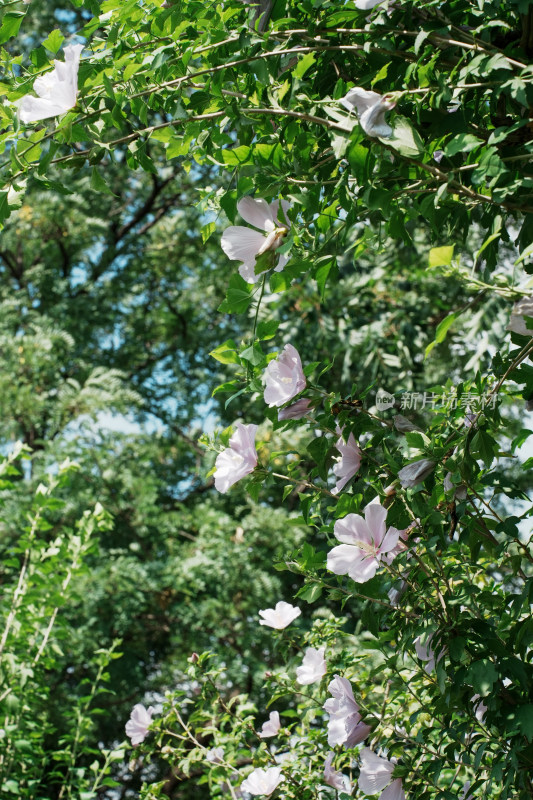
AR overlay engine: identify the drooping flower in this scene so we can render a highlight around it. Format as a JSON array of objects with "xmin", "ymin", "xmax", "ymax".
[
  {"xmin": 332, "ymin": 430, "xmax": 362, "ymax": 494},
  {"xmin": 258, "ymin": 600, "xmax": 301, "ymax": 630},
  {"xmin": 263, "ymin": 344, "xmax": 306, "ymax": 407},
  {"xmin": 213, "ymin": 422, "xmax": 258, "ymax": 493},
  {"xmin": 240, "ymin": 766, "xmax": 284, "ymax": 796},
  {"xmin": 324, "ymin": 752, "xmax": 351, "ymax": 792},
  {"xmin": 414, "ymin": 635, "xmax": 438, "ymax": 673},
  {"xmin": 472, "ymin": 694, "xmax": 488, "ymax": 723},
  {"xmin": 443, "ymin": 471, "xmax": 467, "ymax": 500},
  {"xmin": 296, "ymin": 646, "xmax": 327, "ymax": 685},
  {"xmin": 258, "ymin": 710, "xmax": 281, "ymax": 738},
  {"xmin": 340, "ymin": 88, "xmax": 395, "ymax": 138},
  {"xmin": 461, "ymin": 781, "xmax": 474, "ymax": 800},
  {"xmin": 125, "ymin": 703, "xmax": 155, "ymax": 746},
  {"xmin": 327, "ymin": 500, "xmax": 404, "ymax": 583},
  {"xmin": 19, "ymin": 43, "xmax": 84, "ymax": 123},
  {"xmin": 221, "ymin": 197, "xmax": 291, "ymax": 284},
  {"xmin": 323, "ymin": 675, "xmax": 371, "ymax": 748},
  {"xmin": 278, "ymin": 398, "xmax": 312, "ymax": 421},
  {"xmin": 359, "ymin": 748, "xmax": 405, "ymax": 800},
  {"xmin": 508, "ymin": 296, "xmax": 533, "ymax": 337},
  {"xmin": 393, "ymin": 414, "xmax": 423, "ymax": 433},
  {"xmin": 398, "ymin": 459, "xmax": 435, "ymax": 488},
  {"xmin": 206, "ymin": 746, "xmax": 225, "ymax": 763}
]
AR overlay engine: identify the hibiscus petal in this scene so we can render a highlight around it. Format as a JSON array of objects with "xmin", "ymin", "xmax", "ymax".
[
  {"xmin": 380, "ymin": 779, "xmax": 405, "ymax": 800},
  {"xmin": 220, "ymin": 226, "xmax": 266, "ymax": 265},
  {"xmin": 334, "ymin": 513, "xmax": 369, "ymax": 546},
  {"xmin": 269, "ymin": 198, "xmax": 292, "ymax": 226},
  {"xmin": 364, "ymin": 501, "xmax": 388, "ymax": 543},
  {"xmin": 347, "ymin": 554, "xmax": 379, "ymax": 583},
  {"xmin": 327, "ymin": 544, "xmax": 359, "ymax": 576},
  {"xmin": 380, "ymin": 525, "xmax": 401, "ymax": 554},
  {"xmin": 345, "ymin": 719, "xmax": 372, "ymax": 748},
  {"xmin": 237, "ymin": 197, "xmax": 275, "ymax": 231},
  {"xmin": 359, "ymin": 749, "xmax": 395, "ymax": 794},
  {"xmin": 19, "ymin": 97, "xmax": 71, "ymax": 122},
  {"xmin": 341, "ymin": 88, "xmax": 383, "ymax": 116}
]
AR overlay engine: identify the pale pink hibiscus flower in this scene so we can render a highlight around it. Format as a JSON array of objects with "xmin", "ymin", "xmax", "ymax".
[
  {"xmin": 213, "ymin": 422, "xmax": 258, "ymax": 493},
  {"xmin": 221, "ymin": 197, "xmax": 291, "ymax": 284},
  {"xmin": 206, "ymin": 746, "xmax": 225, "ymax": 763},
  {"xmin": 296, "ymin": 646, "xmax": 327, "ymax": 685},
  {"xmin": 359, "ymin": 748, "xmax": 405, "ymax": 800},
  {"xmin": 258, "ymin": 710, "xmax": 281, "ymax": 738},
  {"xmin": 327, "ymin": 500, "xmax": 405, "ymax": 583},
  {"xmin": 398, "ymin": 458, "xmax": 435, "ymax": 488},
  {"xmin": 278, "ymin": 397, "xmax": 312, "ymax": 421},
  {"xmin": 324, "ymin": 752, "xmax": 351, "ymax": 792},
  {"xmin": 340, "ymin": 88, "xmax": 395, "ymax": 138},
  {"xmin": 258, "ymin": 600, "xmax": 301, "ymax": 629},
  {"xmin": 19, "ymin": 44, "xmax": 84, "ymax": 123},
  {"xmin": 323, "ymin": 675, "xmax": 371, "ymax": 748},
  {"xmin": 263, "ymin": 344, "xmax": 306, "ymax": 407},
  {"xmin": 241, "ymin": 766, "xmax": 284, "ymax": 796},
  {"xmin": 332, "ymin": 430, "xmax": 362, "ymax": 494},
  {"xmin": 125, "ymin": 703, "xmax": 155, "ymax": 745}
]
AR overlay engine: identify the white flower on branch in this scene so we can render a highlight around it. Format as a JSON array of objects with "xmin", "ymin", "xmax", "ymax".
[
  {"xmin": 393, "ymin": 414, "xmax": 423, "ymax": 433},
  {"xmin": 277, "ymin": 397, "xmax": 312, "ymax": 421},
  {"xmin": 359, "ymin": 748, "xmax": 405, "ymax": 800},
  {"xmin": 296, "ymin": 646, "xmax": 327, "ymax": 685},
  {"xmin": 125, "ymin": 703, "xmax": 154, "ymax": 746},
  {"xmin": 221, "ymin": 197, "xmax": 291, "ymax": 284},
  {"xmin": 263, "ymin": 343, "xmax": 306, "ymax": 407},
  {"xmin": 324, "ymin": 752, "xmax": 351, "ymax": 792},
  {"xmin": 332, "ymin": 430, "xmax": 362, "ymax": 494},
  {"xmin": 508, "ymin": 296, "xmax": 533, "ymax": 337},
  {"xmin": 206, "ymin": 746, "xmax": 225, "ymax": 763},
  {"xmin": 258, "ymin": 710, "xmax": 281, "ymax": 738},
  {"xmin": 258, "ymin": 600, "xmax": 301, "ymax": 629},
  {"xmin": 19, "ymin": 43, "xmax": 83, "ymax": 123},
  {"xmin": 340, "ymin": 88, "xmax": 395, "ymax": 138},
  {"xmin": 213, "ymin": 422, "xmax": 258, "ymax": 493},
  {"xmin": 323, "ymin": 675, "xmax": 371, "ymax": 748},
  {"xmin": 398, "ymin": 458, "xmax": 435, "ymax": 488},
  {"xmin": 240, "ymin": 766, "xmax": 284, "ymax": 796},
  {"xmin": 413, "ymin": 634, "xmax": 445, "ymax": 674},
  {"xmin": 327, "ymin": 499, "xmax": 404, "ymax": 583}
]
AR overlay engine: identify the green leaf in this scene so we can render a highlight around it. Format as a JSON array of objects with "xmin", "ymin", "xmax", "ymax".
[
  {"xmin": 444, "ymin": 134, "xmax": 483, "ymax": 157},
  {"xmin": 516, "ymin": 705, "xmax": 533, "ymax": 741},
  {"xmin": 209, "ymin": 340, "xmax": 240, "ymax": 364},
  {"xmin": 297, "ymin": 582, "xmax": 323, "ymax": 603},
  {"xmin": 387, "ymin": 116, "xmax": 424, "ymax": 157},
  {"xmin": 201, "ymin": 221, "xmax": 216, "ymax": 244},
  {"xmin": 218, "ymin": 273, "xmax": 253, "ymax": 314},
  {"xmin": 90, "ymin": 167, "xmax": 117, "ymax": 196},
  {"xmin": 435, "ymin": 313, "xmax": 457, "ymax": 344},
  {"xmin": 42, "ymin": 29, "xmax": 65, "ymax": 54},
  {"xmin": 293, "ymin": 51, "xmax": 316, "ymax": 79},
  {"xmin": 240, "ymin": 342, "xmax": 264, "ymax": 366},
  {"xmin": 221, "ymin": 145, "xmax": 252, "ymax": 166},
  {"xmin": 0, "ymin": 12, "xmax": 24, "ymax": 44},
  {"xmin": 256, "ymin": 320, "xmax": 279, "ymax": 341},
  {"xmin": 425, "ymin": 312, "xmax": 456, "ymax": 358},
  {"xmin": 428, "ymin": 245, "xmax": 454, "ymax": 268},
  {"xmin": 468, "ymin": 659, "xmax": 498, "ymax": 695}
]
